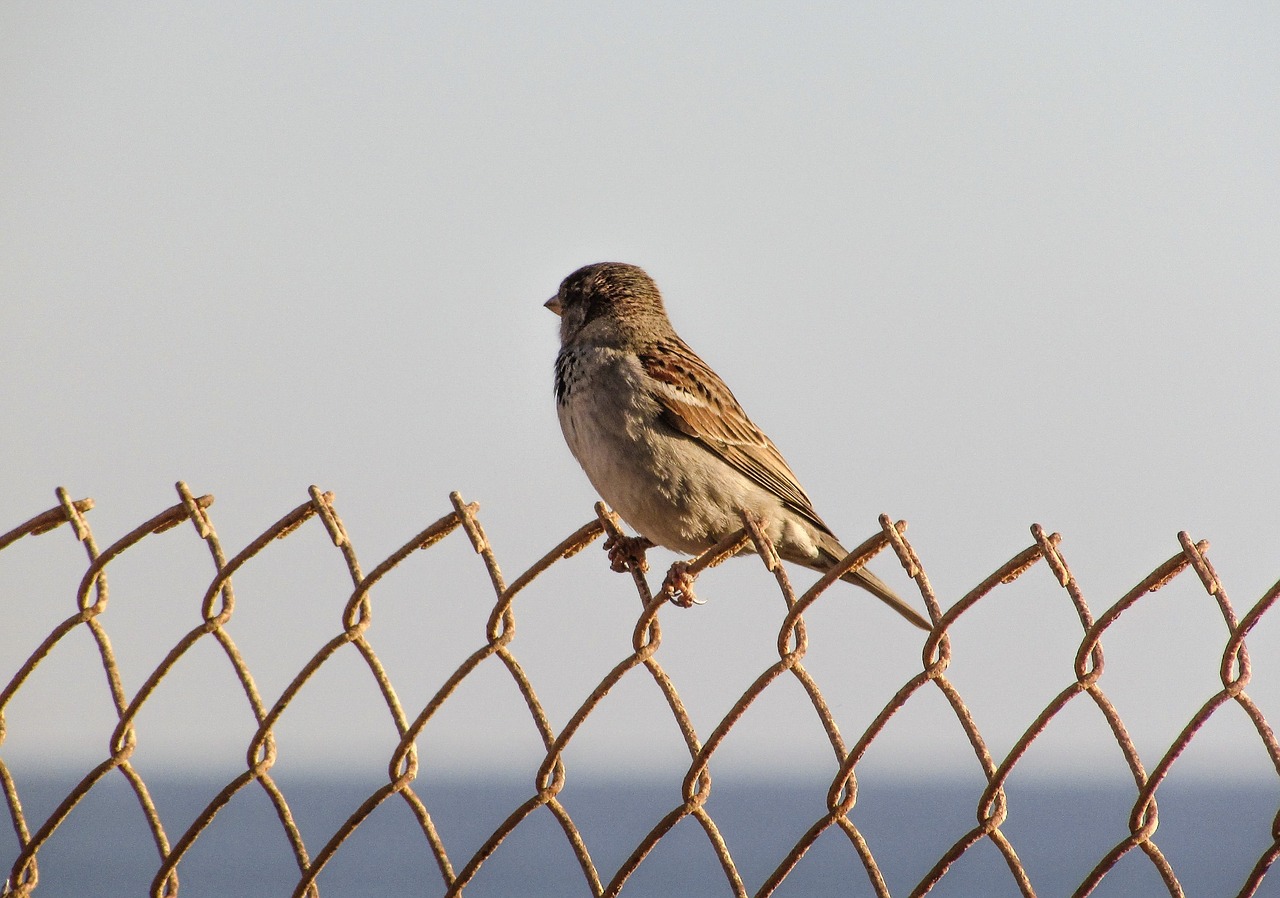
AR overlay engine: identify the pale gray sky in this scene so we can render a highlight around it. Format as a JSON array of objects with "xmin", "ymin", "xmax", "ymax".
[{"xmin": 3, "ymin": 3, "xmax": 1278, "ymax": 782}]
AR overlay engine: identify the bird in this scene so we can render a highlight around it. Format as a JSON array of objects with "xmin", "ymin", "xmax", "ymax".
[{"xmin": 545, "ymin": 261, "xmax": 930, "ymax": 631}]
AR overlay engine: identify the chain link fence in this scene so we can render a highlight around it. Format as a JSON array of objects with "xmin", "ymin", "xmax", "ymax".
[{"xmin": 1, "ymin": 483, "xmax": 1278, "ymax": 897}]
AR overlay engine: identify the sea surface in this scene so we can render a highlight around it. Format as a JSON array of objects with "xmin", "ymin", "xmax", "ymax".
[{"xmin": 3, "ymin": 771, "xmax": 1277, "ymax": 897}]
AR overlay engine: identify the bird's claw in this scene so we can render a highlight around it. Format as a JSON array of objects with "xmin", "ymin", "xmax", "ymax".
[
  {"xmin": 603, "ymin": 533, "xmax": 653, "ymax": 574},
  {"xmin": 661, "ymin": 561, "xmax": 704, "ymax": 607}
]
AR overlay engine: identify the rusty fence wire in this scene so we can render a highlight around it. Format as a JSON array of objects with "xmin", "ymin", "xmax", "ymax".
[{"xmin": 1, "ymin": 483, "xmax": 1279, "ymax": 898}]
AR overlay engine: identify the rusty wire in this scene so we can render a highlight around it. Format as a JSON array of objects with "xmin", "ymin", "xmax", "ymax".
[{"xmin": 1, "ymin": 483, "xmax": 1278, "ymax": 897}]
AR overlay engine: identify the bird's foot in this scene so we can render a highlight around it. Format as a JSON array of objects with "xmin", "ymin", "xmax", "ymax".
[
  {"xmin": 603, "ymin": 533, "xmax": 653, "ymax": 574},
  {"xmin": 661, "ymin": 560, "xmax": 704, "ymax": 607}
]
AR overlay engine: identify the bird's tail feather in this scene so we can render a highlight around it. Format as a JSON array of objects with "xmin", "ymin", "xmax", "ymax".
[{"xmin": 841, "ymin": 567, "xmax": 931, "ymax": 631}]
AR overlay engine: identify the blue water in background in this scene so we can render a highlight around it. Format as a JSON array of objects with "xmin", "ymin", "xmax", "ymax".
[{"xmin": 4, "ymin": 772, "xmax": 1277, "ymax": 897}]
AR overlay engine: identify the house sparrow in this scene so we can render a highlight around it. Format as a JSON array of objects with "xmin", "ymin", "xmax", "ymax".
[{"xmin": 546, "ymin": 262, "xmax": 929, "ymax": 631}]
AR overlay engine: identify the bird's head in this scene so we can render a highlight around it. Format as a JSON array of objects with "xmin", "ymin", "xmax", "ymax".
[{"xmin": 545, "ymin": 262, "xmax": 669, "ymax": 346}]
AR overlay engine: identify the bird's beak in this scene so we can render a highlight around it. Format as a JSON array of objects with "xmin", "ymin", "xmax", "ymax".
[{"xmin": 544, "ymin": 295, "xmax": 563, "ymax": 316}]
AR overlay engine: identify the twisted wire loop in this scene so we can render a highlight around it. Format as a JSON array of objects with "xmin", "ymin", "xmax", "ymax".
[{"xmin": 2, "ymin": 488, "xmax": 1279, "ymax": 897}]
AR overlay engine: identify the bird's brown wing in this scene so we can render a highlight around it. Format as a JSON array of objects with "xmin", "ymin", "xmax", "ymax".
[{"xmin": 637, "ymin": 338, "xmax": 836, "ymax": 537}]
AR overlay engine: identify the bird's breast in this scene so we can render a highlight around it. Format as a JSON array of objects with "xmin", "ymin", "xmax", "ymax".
[{"xmin": 553, "ymin": 347, "xmax": 783, "ymax": 555}]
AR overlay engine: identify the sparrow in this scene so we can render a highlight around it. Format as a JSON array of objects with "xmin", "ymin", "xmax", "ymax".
[{"xmin": 546, "ymin": 262, "xmax": 929, "ymax": 631}]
